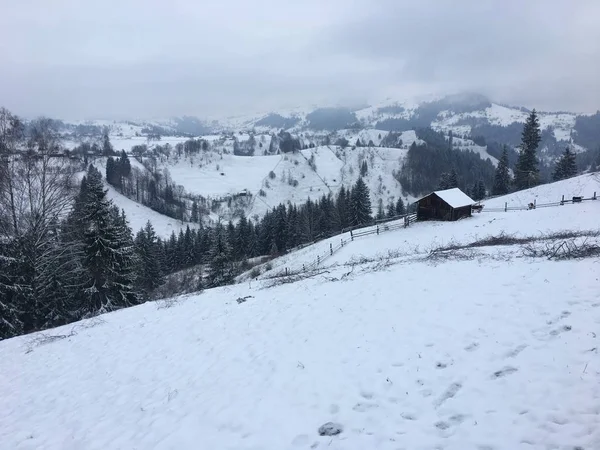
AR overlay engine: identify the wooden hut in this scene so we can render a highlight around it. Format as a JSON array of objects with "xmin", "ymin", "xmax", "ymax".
[{"xmin": 416, "ymin": 188, "xmax": 475, "ymax": 221}]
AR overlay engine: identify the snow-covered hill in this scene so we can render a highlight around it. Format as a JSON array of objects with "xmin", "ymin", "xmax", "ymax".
[
  {"xmin": 105, "ymin": 184, "xmax": 198, "ymax": 238},
  {"xmin": 2, "ymin": 175, "xmax": 599, "ymax": 450},
  {"xmin": 151, "ymin": 141, "xmax": 417, "ymax": 220}
]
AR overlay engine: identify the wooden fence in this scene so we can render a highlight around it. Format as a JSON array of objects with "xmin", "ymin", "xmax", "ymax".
[
  {"xmin": 480, "ymin": 192, "xmax": 597, "ymax": 213},
  {"xmin": 268, "ymin": 213, "xmax": 418, "ymax": 278}
]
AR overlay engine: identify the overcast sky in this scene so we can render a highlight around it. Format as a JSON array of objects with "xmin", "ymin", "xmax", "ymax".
[{"xmin": 1, "ymin": 0, "xmax": 598, "ymax": 120}]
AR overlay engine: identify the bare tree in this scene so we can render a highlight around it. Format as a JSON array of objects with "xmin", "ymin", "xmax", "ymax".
[{"xmin": 0, "ymin": 112, "xmax": 80, "ymax": 335}]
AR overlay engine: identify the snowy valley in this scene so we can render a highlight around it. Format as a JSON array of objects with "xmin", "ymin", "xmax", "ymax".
[{"xmin": 1, "ymin": 173, "xmax": 599, "ymax": 450}]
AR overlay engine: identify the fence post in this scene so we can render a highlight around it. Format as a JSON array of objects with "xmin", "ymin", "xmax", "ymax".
[
  {"xmin": 285, "ymin": 267, "xmax": 288, "ymax": 276},
  {"xmin": 351, "ymin": 230, "xmax": 354, "ymax": 241},
  {"xmin": 302, "ymin": 264, "xmax": 305, "ymax": 272},
  {"xmin": 504, "ymin": 202, "xmax": 507, "ymax": 212},
  {"xmin": 317, "ymin": 256, "xmax": 320, "ymax": 265},
  {"xmin": 341, "ymin": 238, "xmax": 344, "ymax": 247},
  {"xmin": 376, "ymin": 225, "xmax": 379, "ymax": 235},
  {"xmin": 330, "ymin": 243, "xmax": 333, "ymax": 255},
  {"xmin": 561, "ymin": 194, "xmax": 564, "ymax": 205},
  {"xmin": 534, "ymin": 199, "xmax": 536, "ymax": 209},
  {"xmin": 594, "ymin": 191, "xmax": 597, "ymax": 200}
]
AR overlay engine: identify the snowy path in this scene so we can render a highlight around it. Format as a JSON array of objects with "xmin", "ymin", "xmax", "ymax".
[{"xmin": 1, "ymin": 252, "xmax": 599, "ymax": 449}]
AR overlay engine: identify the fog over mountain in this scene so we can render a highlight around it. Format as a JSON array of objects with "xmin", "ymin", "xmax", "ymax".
[{"xmin": 0, "ymin": 0, "xmax": 599, "ymax": 119}]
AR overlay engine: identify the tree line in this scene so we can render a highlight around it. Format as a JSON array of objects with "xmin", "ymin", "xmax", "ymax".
[{"xmin": 490, "ymin": 110, "xmax": 591, "ymax": 196}]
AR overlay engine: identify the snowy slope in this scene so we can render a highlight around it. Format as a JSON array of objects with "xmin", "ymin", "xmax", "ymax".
[
  {"xmin": 259, "ymin": 173, "xmax": 600, "ymax": 273},
  {"xmin": 160, "ymin": 145, "xmax": 412, "ymax": 219},
  {"xmin": 485, "ymin": 173, "xmax": 600, "ymax": 208},
  {"xmin": 105, "ymin": 184, "xmax": 198, "ymax": 238},
  {"xmin": 1, "ymin": 183, "xmax": 599, "ymax": 449}
]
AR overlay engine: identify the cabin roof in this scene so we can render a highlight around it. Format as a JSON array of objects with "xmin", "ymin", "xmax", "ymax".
[{"xmin": 417, "ymin": 188, "xmax": 475, "ymax": 209}]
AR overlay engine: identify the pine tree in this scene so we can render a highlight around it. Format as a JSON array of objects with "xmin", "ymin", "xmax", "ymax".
[
  {"xmin": 386, "ymin": 202, "xmax": 396, "ymax": 218},
  {"xmin": 514, "ymin": 110, "xmax": 541, "ymax": 190},
  {"xmin": 349, "ymin": 177, "xmax": 372, "ymax": 226},
  {"xmin": 80, "ymin": 166, "xmax": 140, "ymax": 315},
  {"xmin": 438, "ymin": 170, "xmax": 458, "ymax": 190},
  {"xmin": 395, "ymin": 197, "xmax": 406, "ymax": 215},
  {"xmin": 492, "ymin": 146, "xmax": 511, "ymax": 195},
  {"xmin": 471, "ymin": 179, "xmax": 486, "ymax": 201},
  {"xmin": 135, "ymin": 221, "xmax": 164, "ymax": 295},
  {"xmin": 234, "ymin": 212, "xmax": 250, "ymax": 260},
  {"xmin": 360, "ymin": 160, "xmax": 368, "ymax": 177},
  {"xmin": 102, "ymin": 131, "xmax": 114, "ymax": 156},
  {"xmin": 118, "ymin": 150, "xmax": 131, "ymax": 190},
  {"xmin": 376, "ymin": 198, "xmax": 385, "ymax": 220},
  {"xmin": 336, "ymin": 187, "xmax": 349, "ymax": 230},
  {"xmin": 183, "ymin": 226, "xmax": 195, "ymax": 268},
  {"xmin": 448, "ymin": 169, "xmax": 458, "ymax": 189},
  {"xmin": 553, "ymin": 147, "xmax": 577, "ymax": 181},
  {"xmin": 208, "ymin": 222, "xmax": 234, "ymax": 287},
  {"xmin": 191, "ymin": 200, "xmax": 199, "ymax": 223}
]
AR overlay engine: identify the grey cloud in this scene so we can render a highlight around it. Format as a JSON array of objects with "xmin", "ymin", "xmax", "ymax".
[{"xmin": 0, "ymin": 0, "xmax": 598, "ymax": 119}]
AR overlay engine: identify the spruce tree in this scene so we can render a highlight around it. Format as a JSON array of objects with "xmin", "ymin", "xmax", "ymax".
[
  {"xmin": 234, "ymin": 213, "xmax": 250, "ymax": 260},
  {"xmin": 472, "ymin": 179, "xmax": 486, "ymax": 201},
  {"xmin": 118, "ymin": 150, "xmax": 131, "ymax": 191},
  {"xmin": 208, "ymin": 222, "xmax": 234, "ymax": 287},
  {"xmin": 448, "ymin": 169, "xmax": 458, "ymax": 189},
  {"xmin": 336, "ymin": 187, "xmax": 349, "ymax": 230},
  {"xmin": 102, "ymin": 131, "xmax": 114, "ymax": 156},
  {"xmin": 492, "ymin": 146, "xmax": 511, "ymax": 195},
  {"xmin": 386, "ymin": 202, "xmax": 396, "ymax": 218},
  {"xmin": 349, "ymin": 177, "xmax": 372, "ymax": 226},
  {"xmin": 360, "ymin": 160, "xmax": 368, "ymax": 177},
  {"xmin": 80, "ymin": 166, "xmax": 140, "ymax": 315},
  {"xmin": 553, "ymin": 147, "xmax": 577, "ymax": 181},
  {"xmin": 376, "ymin": 199, "xmax": 385, "ymax": 220},
  {"xmin": 514, "ymin": 110, "xmax": 541, "ymax": 190},
  {"xmin": 396, "ymin": 197, "xmax": 406, "ymax": 215},
  {"xmin": 135, "ymin": 221, "xmax": 164, "ymax": 295}
]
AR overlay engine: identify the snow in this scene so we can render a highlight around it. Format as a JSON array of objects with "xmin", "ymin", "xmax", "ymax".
[
  {"xmin": 264, "ymin": 174, "xmax": 600, "ymax": 274},
  {"xmin": 485, "ymin": 173, "xmax": 600, "ymax": 208},
  {"xmin": 159, "ymin": 146, "xmax": 411, "ymax": 219},
  {"xmin": 1, "ymin": 176, "xmax": 600, "ymax": 449},
  {"xmin": 105, "ymin": 184, "xmax": 198, "ymax": 238},
  {"xmin": 418, "ymin": 188, "xmax": 475, "ymax": 209}
]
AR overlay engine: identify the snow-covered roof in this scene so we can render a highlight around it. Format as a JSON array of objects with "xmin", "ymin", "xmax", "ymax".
[{"xmin": 418, "ymin": 188, "xmax": 475, "ymax": 208}]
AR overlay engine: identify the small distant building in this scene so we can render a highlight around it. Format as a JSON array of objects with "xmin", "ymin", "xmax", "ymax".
[{"xmin": 416, "ymin": 188, "xmax": 475, "ymax": 221}]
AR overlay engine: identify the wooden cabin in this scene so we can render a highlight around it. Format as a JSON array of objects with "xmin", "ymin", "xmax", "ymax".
[{"xmin": 416, "ymin": 188, "xmax": 475, "ymax": 221}]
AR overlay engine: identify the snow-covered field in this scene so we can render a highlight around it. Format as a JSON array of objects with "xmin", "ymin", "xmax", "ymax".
[{"xmin": 1, "ymin": 175, "xmax": 599, "ymax": 450}]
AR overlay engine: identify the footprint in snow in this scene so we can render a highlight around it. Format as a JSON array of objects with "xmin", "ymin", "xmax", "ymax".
[
  {"xmin": 492, "ymin": 366, "xmax": 518, "ymax": 379},
  {"xmin": 465, "ymin": 342, "xmax": 479, "ymax": 352},
  {"xmin": 505, "ymin": 344, "xmax": 527, "ymax": 358},
  {"xmin": 360, "ymin": 390, "xmax": 375, "ymax": 400},
  {"xmin": 546, "ymin": 310, "xmax": 571, "ymax": 325},
  {"xmin": 353, "ymin": 402, "xmax": 379, "ymax": 412},
  {"xmin": 549, "ymin": 325, "xmax": 572, "ymax": 336},
  {"xmin": 434, "ymin": 382, "xmax": 462, "ymax": 408}
]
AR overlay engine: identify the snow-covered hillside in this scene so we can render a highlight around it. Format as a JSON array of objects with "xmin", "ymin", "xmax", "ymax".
[
  {"xmin": 485, "ymin": 172, "xmax": 600, "ymax": 208},
  {"xmin": 2, "ymin": 175, "xmax": 599, "ymax": 450},
  {"xmin": 106, "ymin": 184, "xmax": 198, "ymax": 238},
  {"xmin": 159, "ymin": 143, "xmax": 414, "ymax": 219}
]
